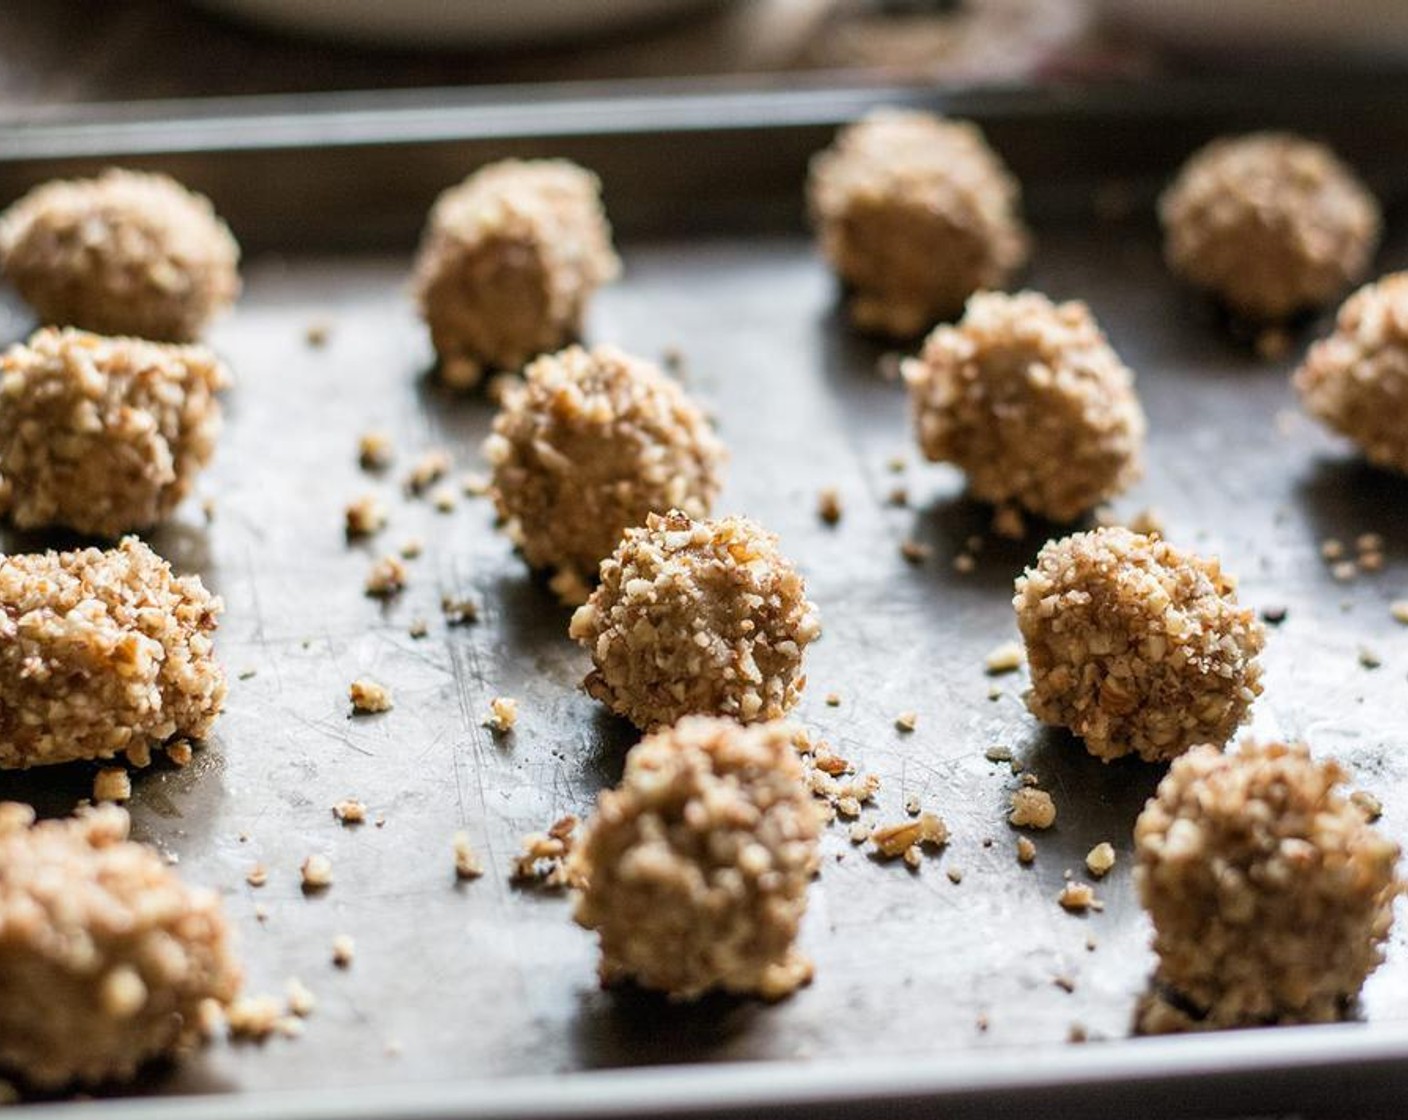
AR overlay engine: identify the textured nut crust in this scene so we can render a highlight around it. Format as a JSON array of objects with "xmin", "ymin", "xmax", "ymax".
[
  {"xmin": 484, "ymin": 345, "xmax": 726, "ymax": 596},
  {"xmin": 0, "ymin": 537, "xmax": 226, "ymax": 769},
  {"xmin": 569, "ymin": 510, "xmax": 821, "ymax": 731},
  {"xmin": 0, "ymin": 804, "xmax": 241, "ymax": 1087},
  {"xmin": 1159, "ymin": 133, "xmax": 1380, "ymax": 321},
  {"xmin": 1013, "ymin": 528, "xmax": 1264, "ymax": 762},
  {"xmin": 808, "ymin": 108, "xmax": 1028, "ymax": 337},
  {"xmin": 0, "ymin": 169, "xmax": 240, "ymax": 342},
  {"xmin": 1135, "ymin": 740, "xmax": 1400, "ymax": 1030},
  {"xmin": 903, "ymin": 291, "xmax": 1146, "ymax": 520},
  {"xmin": 1295, "ymin": 272, "xmax": 1408, "ymax": 474},
  {"xmin": 0, "ymin": 328, "xmax": 227, "ymax": 538},
  {"xmin": 413, "ymin": 160, "xmax": 621, "ymax": 388},
  {"xmin": 570, "ymin": 717, "xmax": 821, "ymax": 1000}
]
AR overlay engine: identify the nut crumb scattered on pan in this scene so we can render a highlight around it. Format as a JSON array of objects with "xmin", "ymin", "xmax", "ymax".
[
  {"xmin": 364, "ymin": 555, "xmax": 407, "ymax": 597},
  {"xmin": 984, "ymin": 744, "xmax": 1013, "ymax": 763},
  {"xmin": 894, "ymin": 711, "xmax": 917, "ymax": 733},
  {"xmin": 93, "ymin": 768, "xmax": 131, "ymax": 803},
  {"xmin": 953, "ymin": 553, "xmax": 976, "ymax": 574},
  {"xmin": 441, "ymin": 595, "xmax": 479, "ymax": 625},
  {"xmin": 404, "ymin": 449, "xmax": 451, "ymax": 495},
  {"xmin": 300, "ymin": 855, "xmax": 333, "ymax": 892},
  {"xmin": 991, "ymin": 504, "xmax": 1025, "ymax": 539},
  {"xmin": 983, "ymin": 641, "xmax": 1023, "ymax": 675},
  {"xmin": 246, "ymin": 864, "xmax": 267, "ymax": 888},
  {"xmin": 431, "ymin": 486, "xmax": 457, "ymax": 513},
  {"xmin": 344, "ymin": 494, "xmax": 387, "ymax": 538},
  {"xmin": 349, "ymin": 679, "xmax": 392, "ymax": 714},
  {"xmin": 1009, "ymin": 788, "xmax": 1056, "ymax": 830},
  {"xmin": 358, "ymin": 431, "xmax": 393, "ymax": 471},
  {"xmin": 408, "ymin": 618, "xmax": 429, "ymax": 639},
  {"xmin": 1053, "ymin": 974, "xmax": 1076, "ymax": 993},
  {"xmin": 1016, "ymin": 835, "xmax": 1037, "ymax": 864},
  {"xmin": 461, "ymin": 472, "xmax": 490, "ymax": 497},
  {"xmin": 304, "ymin": 321, "xmax": 330, "ymax": 348},
  {"xmin": 452, "ymin": 831, "xmax": 483, "ymax": 880},
  {"xmin": 946, "ymin": 867, "xmax": 964, "ymax": 884},
  {"xmin": 817, "ymin": 488, "xmax": 843, "ymax": 525},
  {"xmin": 399, "ymin": 537, "xmax": 423, "ymax": 560},
  {"xmin": 1067, "ymin": 1023, "xmax": 1089, "ymax": 1044},
  {"xmin": 1260, "ymin": 605, "xmax": 1288, "ymax": 626},
  {"xmin": 1085, "ymin": 842, "xmax": 1116, "ymax": 878},
  {"xmin": 484, "ymin": 697, "xmax": 518, "ymax": 734},
  {"xmin": 511, "ymin": 815, "xmax": 577, "ymax": 889},
  {"xmin": 870, "ymin": 813, "xmax": 949, "ymax": 862},
  {"xmin": 226, "ymin": 995, "xmax": 283, "ymax": 1042},
  {"xmin": 1331, "ymin": 560, "xmax": 1357, "ymax": 583},
  {"xmin": 904, "ymin": 793, "xmax": 921, "ymax": 816},
  {"xmin": 1352, "ymin": 790, "xmax": 1384, "ymax": 822},
  {"xmin": 285, "ymin": 978, "xmax": 316, "ymax": 1018},
  {"xmin": 167, "ymin": 739, "xmax": 194, "ymax": 768},
  {"xmin": 331, "ymin": 935, "xmax": 355, "ymax": 968},
  {"xmin": 332, "ymin": 799, "xmax": 366, "ymax": 826},
  {"xmin": 887, "ymin": 485, "xmax": 908, "ymax": 507},
  {"xmin": 1058, "ymin": 881, "xmax": 1101, "ymax": 912},
  {"xmin": 899, "ymin": 540, "xmax": 931, "ymax": 565},
  {"xmin": 1359, "ymin": 647, "xmax": 1382, "ymax": 670},
  {"xmin": 824, "ymin": 692, "xmax": 841, "ymax": 707}
]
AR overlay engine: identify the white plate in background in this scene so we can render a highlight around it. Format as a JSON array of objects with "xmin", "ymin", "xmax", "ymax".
[{"xmin": 193, "ymin": 0, "xmax": 726, "ymax": 49}]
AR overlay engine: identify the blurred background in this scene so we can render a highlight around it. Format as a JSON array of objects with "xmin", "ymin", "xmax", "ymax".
[{"xmin": 1, "ymin": 0, "xmax": 1404, "ymax": 109}]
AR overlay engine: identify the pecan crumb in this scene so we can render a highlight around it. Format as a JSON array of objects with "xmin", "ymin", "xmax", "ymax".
[
  {"xmin": 300, "ymin": 855, "xmax": 333, "ymax": 892},
  {"xmin": 349, "ymin": 678, "xmax": 392, "ymax": 714},
  {"xmin": 1085, "ymin": 841, "xmax": 1116, "ymax": 878},
  {"xmin": 1009, "ymin": 788, "xmax": 1056, "ymax": 829},
  {"xmin": 453, "ymin": 831, "xmax": 484, "ymax": 880},
  {"xmin": 484, "ymin": 696, "xmax": 518, "ymax": 734},
  {"xmin": 983, "ymin": 641, "xmax": 1023, "ymax": 675},
  {"xmin": 817, "ymin": 487, "xmax": 843, "ymax": 525},
  {"xmin": 332, "ymin": 799, "xmax": 367, "ymax": 826},
  {"xmin": 93, "ymin": 767, "xmax": 131, "ymax": 803}
]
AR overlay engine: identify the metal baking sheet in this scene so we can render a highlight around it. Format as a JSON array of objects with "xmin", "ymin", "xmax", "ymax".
[{"xmin": 3, "ymin": 78, "xmax": 1408, "ymax": 1120}]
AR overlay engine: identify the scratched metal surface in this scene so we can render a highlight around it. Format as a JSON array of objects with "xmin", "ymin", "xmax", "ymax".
[{"xmin": 2, "ymin": 83, "xmax": 1408, "ymax": 1118}]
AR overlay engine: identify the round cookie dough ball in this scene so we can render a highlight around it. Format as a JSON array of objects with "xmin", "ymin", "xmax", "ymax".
[
  {"xmin": 807, "ymin": 108, "xmax": 1028, "ymax": 338},
  {"xmin": 903, "ymin": 290, "xmax": 1146, "ymax": 521},
  {"xmin": 1013, "ymin": 527, "xmax": 1265, "ymax": 762},
  {"xmin": 0, "ymin": 168, "xmax": 240, "ymax": 342},
  {"xmin": 484, "ymin": 345, "xmax": 726, "ymax": 602},
  {"xmin": 0, "ymin": 803, "xmax": 241, "ymax": 1087},
  {"xmin": 569, "ymin": 510, "xmax": 821, "ymax": 731},
  {"xmin": 570, "ymin": 716, "xmax": 821, "ymax": 1001},
  {"xmin": 1295, "ymin": 272, "xmax": 1408, "ymax": 473},
  {"xmin": 1159, "ymin": 132, "xmax": 1380, "ymax": 321},
  {"xmin": 1135, "ymin": 740, "xmax": 1400, "ymax": 1031},
  {"xmin": 0, "ymin": 536, "xmax": 226, "ymax": 769},
  {"xmin": 0, "ymin": 327, "xmax": 227, "ymax": 538},
  {"xmin": 413, "ymin": 159, "xmax": 621, "ymax": 389}
]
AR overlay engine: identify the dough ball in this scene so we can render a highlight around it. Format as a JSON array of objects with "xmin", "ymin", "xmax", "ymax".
[
  {"xmin": 0, "ymin": 327, "xmax": 227, "ymax": 538},
  {"xmin": 0, "ymin": 804, "xmax": 241, "ymax": 1087},
  {"xmin": 903, "ymin": 290, "xmax": 1146, "ymax": 520},
  {"xmin": 0, "ymin": 536, "xmax": 226, "ymax": 769},
  {"xmin": 484, "ymin": 345, "xmax": 725, "ymax": 601},
  {"xmin": 570, "ymin": 716, "xmax": 821, "ymax": 1000},
  {"xmin": 1159, "ymin": 132, "xmax": 1379, "ymax": 321},
  {"xmin": 569, "ymin": 510, "xmax": 821, "ymax": 730},
  {"xmin": 1135, "ymin": 740, "xmax": 1400, "ymax": 1030},
  {"xmin": 0, "ymin": 168, "xmax": 240, "ymax": 342},
  {"xmin": 1295, "ymin": 271, "xmax": 1408, "ymax": 473},
  {"xmin": 807, "ymin": 108, "xmax": 1028, "ymax": 337},
  {"xmin": 1013, "ymin": 527, "xmax": 1264, "ymax": 762},
  {"xmin": 414, "ymin": 159, "xmax": 621, "ymax": 389}
]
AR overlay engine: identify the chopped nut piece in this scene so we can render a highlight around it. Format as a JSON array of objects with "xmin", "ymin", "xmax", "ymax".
[
  {"xmin": 93, "ymin": 768, "xmax": 131, "ymax": 804},
  {"xmin": 332, "ymin": 799, "xmax": 366, "ymax": 826},
  {"xmin": 246, "ymin": 864, "xmax": 268, "ymax": 888},
  {"xmin": 1331, "ymin": 560, "xmax": 1358, "ymax": 582},
  {"xmin": 483, "ymin": 696, "xmax": 518, "ymax": 734},
  {"xmin": 404, "ymin": 449, "xmax": 451, "ymax": 495},
  {"xmin": 870, "ymin": 813, "xmax": 949, "ymax": 861},
  {"xmin": 946, "ymin": 867, "xmax": 964, "ymax": 884},
  {"xmin": 461, "ymin": 472, "xmax": 490, "ymax": 497},
  {"xmin": 1359, "ymin": 647, "xmax": 1382, "ymax": 670},
  {"xmin": 1016, "ymin": 835, "xmax": 1037, "ymax": 864},
  {"xmin": 824, "ymin": 692, "xmax": 841, "ymax": 707},
  {"xmin": 358, "ymin": 431, "xmax": 393, "ymax": 470},
  {"xmin": 399, "ymin": 538, "xmax": 424, "ymax": 560},
  {"xmin": 166, "ymin": 739, "xmax": 194, "ymax": 768},
  {"xmin": 983, "ymin": 641, "xmax": 1023, "ymax": 675},
  {"xmin": 953, "ymin": 553, "xmax": 976, "ymax": 574},
  {"xmin": 817, "ymin": 487, "xmax": 843, "ymax": 525},
  {"xmin": 848, "ymin": 822, "xmax": 870, "ymax": 845},
  {"xmin": 431, "ymin": 486, "xmax": 457, "ymax": 513},
  {"xmin": 1009, "ymin": 788, "xmax": 1056, "ymax": 830},
  {"xmin": 899, "ymin": 539, "xmax": 931, "ymax": 565},
  {"xmin": 887, "ymin": 486, "xmax": 909, "ymax": 507},
  {"xmin": 330, "ymin": 935, "xmax": 355, "ymax": 968},
  {"xmin": 904, "ymin": 793, "xmax": 921, "ymax": 816},
  {"xmin": 300, "ymin": 855, "xmax": 332, "ymax": 892},
  {"xmin": 349, "ymin": 679, "xmax": 392, "ymax": 715},
  {"xmin": 408, "ymin": 618, "xmax": 429, "ymax": 639},
  {"xmin": 894, "ymin": 711, "xmax": 917, "ymax": 733},
  {"xmin": 1321, "ymin": 538, "xmax": 1346, "ymax": 560},
  {"xmin": 285, "ymin": 978, "xmax": 316, "ymax": 1018},
  {"xmin": 1360, "ymin": 551, "xmax": 1384, "ymax": 572},
  {"xmin": 452, "ymin": 831, "xmax": 483, "ymax": 880},
  {"xmin": 304, "ymin": 321, "xmax": 330, "ymax": 348},
  {"xmin": 344, "ymin": 494, "xmax": 386, "ymax": 538},
  {"xmin": 364, "ymin": 555, "xmax": 407, "ymax": 597},
  {"xmin": 511, "ymin": 815, "xmax": 578, "ymax": 888},
  {"xmin": 441, "ymin": 595, "xmax": 479, "ymax": 625},
  {"xmin": 1261, "ymin": 605, "xmax": 1288, "ymax": 625},
  {"xmin": 1085, "ymin": 842, "xmax": 1116, "ymax": 878},
  {"xmin": 984, "ymin": 745, "xmax": 1013, "ymax": 763},
  {"xmin": 1053, "ymin": 974, "xmax": 1076, "ymax": 993},
  {"xmin": 992, "ymin": 504, "xmax": 1025, "ymax": 539},
  {"xmin": 226, "ymin": 995, "xmax": 282, "ymax": 1041},
  {"xmin": 1059, "ymin": 881, "xmax": 1099, "ymax": 912}
]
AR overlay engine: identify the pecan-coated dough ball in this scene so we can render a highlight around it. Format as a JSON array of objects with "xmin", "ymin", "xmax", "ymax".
[
  {"xmin": 570, "ymin": 717, "xmax": 822, "ymax": 1001},
  {"xmin": 1135, "ymin": 740, "xmax": 1400, "ymax": 1031},
  {"xmin": 1159, "ymin": 133, "xmax": 1380, "ymax": 321},
  {"xmin": 0, "ymin": 327, "xmax": 227, "ymax": 538},
  {"xmin": 569, "ymin": 510, "xmax": 821, "ymax": 730},
  {"xmin": 1013, "ymin": 528, "xmax": 1265, "ymax": 762},
  {"xmin": 484, "ymin": 345, "xmax": 725, "ymax": 602},
  {"xmin": 808, "ymin": 108, "xmax": 1028, "ymax": 337},
  {"xmin": 1295, "ymin": 272, "xmax": 1408, "ymax": 473},
  {"xmin": 903, "ymin": 290, "xmax": 1146, "ymax": 520},
  {"xmin": 0, "ymin": 804, "xmax": 241, "ymax": 1087},
  {"xmin": 0, "ymin": 536, "xmax": 226, "ymax": 769},
  {"xmin": 414, "ymin": 159, "xmax": 621, "ymax": 389},
  {"xmin": 0, "ymin": 168, "xmax": 240, "ymax": 342}
]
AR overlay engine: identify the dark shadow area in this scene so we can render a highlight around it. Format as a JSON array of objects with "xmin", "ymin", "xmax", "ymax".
[
  {"xmin": 582, "ymin": 709, "xmax": 638, "ymax": 789},
  {"xmin": 908, "ymin": 493, "xmax": 1073, "ymax": 593},
  {"xmin": 568, "ymin": 983, "xmax": 762, "ymax": 1070},
  {"xmin": 488, "ymin": 569, "xmax": 579, "ymax": 665},
  {"xmin": 1295, "ymin": 456, "xmax": 1408, "ymax": 557}
]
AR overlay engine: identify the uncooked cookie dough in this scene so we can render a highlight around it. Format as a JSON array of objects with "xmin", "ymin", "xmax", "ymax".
[
  {"xmin": 570, "ymin": 716, "xmax": 821, "ymax": 1001},
  {"xmin": 484, "ymin": 344, "xmax": 726, "ymax": 601},
  {"xmin": 1013, "ymin": 527, "xmax": 1264, "ymax": 762},
  {"xmin": 0, "ymin": 537, "xmax": 226, "ymax": 769},
  {"xmin": 808, "ymin": 107, "xmax": 1028, "ymax": 337},
  {"xmin": 569, "ymin": 509, "xmax": 821, "ymax": 730},
  {"xmin": 0, "ymin": 327, "xmax": 227, "ymax": 538},
  {"xmin": 1135, "ymin": 740, "xmax": 1400, "ymax": 1031},
  {"xmin": 903, "ymin": 290, "xmax": 1146, "ymax": 520},
  {"xmin": 413, "ymin": 159, "xmax": 621, "ymax": 389},
  {"xmin": 1295, "ymin": 271, "xmax": 1408, "ymax": 474},
  {"xmin": 1159, "ymin": 132, "xmax": 1380, "ymax": 321},
  {"xmin": 0, "ymin": 168, "xmax": 241, "ymax": 342},
  {"xmin": 0, "ymin": 804, "xmax": 241, "ymax": 1087}
]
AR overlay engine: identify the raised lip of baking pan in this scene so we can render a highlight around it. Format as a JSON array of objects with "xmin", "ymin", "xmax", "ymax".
[{"xmin": 3, "ymin": 73, "xmax": 1408, "ymax": 1120}]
